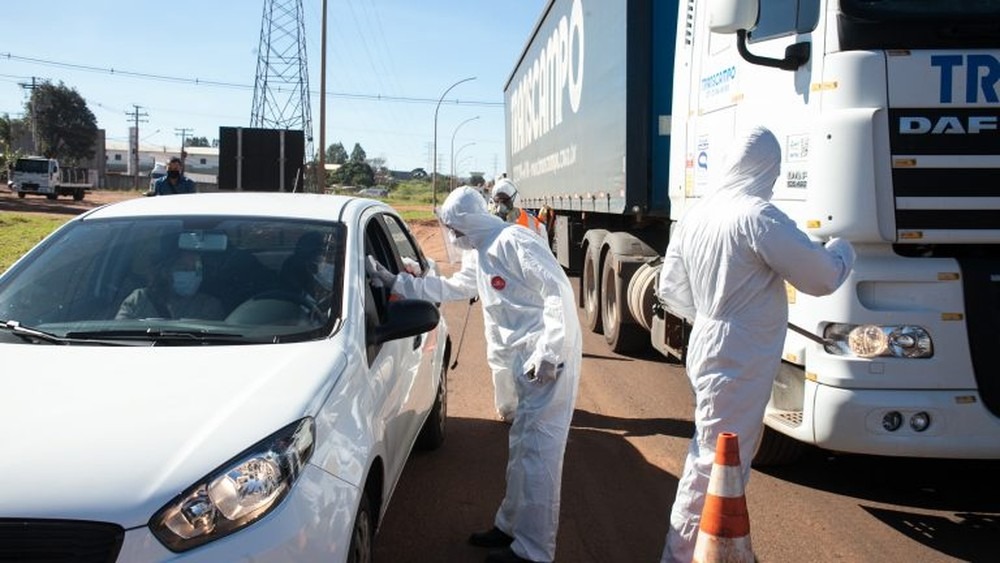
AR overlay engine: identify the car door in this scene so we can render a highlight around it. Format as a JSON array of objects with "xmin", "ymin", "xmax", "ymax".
[
  {"xmin": 362, "ymin": 212, "xmax": 430, "ymax": 488},
  {"xmin": 378, "ymin": 213, "xmax": 439, "ymax": 427}
]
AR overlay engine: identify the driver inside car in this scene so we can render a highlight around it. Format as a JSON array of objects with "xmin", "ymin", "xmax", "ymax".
[{"xmin": 116, "ymin": 250, "xmax": 224, "ymax": 320}]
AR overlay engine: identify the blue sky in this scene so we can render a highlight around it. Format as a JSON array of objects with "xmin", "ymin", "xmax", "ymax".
[{"xmin": 0, "ymin": 0, "xmax": 548, "ymax": 176}]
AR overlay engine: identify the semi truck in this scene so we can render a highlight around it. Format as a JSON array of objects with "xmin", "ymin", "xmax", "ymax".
[
  {"xmin": 504, "ymin": 0, "xmax": 1000, "ymax": 464},
  {"xmin": 9, "ymin": 156, "xmax": 91, "ymax": 201}
]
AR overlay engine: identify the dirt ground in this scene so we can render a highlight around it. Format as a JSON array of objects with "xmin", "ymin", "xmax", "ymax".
[{"xmin": 0, "ymin": 188, "xmax": 448, "ymax": 263}]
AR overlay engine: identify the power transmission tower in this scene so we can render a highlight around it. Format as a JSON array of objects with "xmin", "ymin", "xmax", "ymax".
[{"xmin": 251, "ymin": 0, "xmax": 314, "ymax": 163}]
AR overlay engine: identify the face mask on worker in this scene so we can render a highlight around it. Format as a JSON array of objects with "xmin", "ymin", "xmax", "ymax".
[
  {"xmin": 493, "ymin": 202, "xmax": 511, "ymax": 218},
  {"xmin": 448, "ymin": 228, "xmax": 474, "ymax": 250},
  {"xmin": 167, "ymin": 170, "xmax": 180, "ymax": 180},
  {"xmin": 172, "ymin": 270, "xmax": 202, "ymax": 297}
]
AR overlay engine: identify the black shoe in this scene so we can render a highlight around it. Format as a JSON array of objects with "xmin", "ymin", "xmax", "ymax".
[
  {"xmin": 468, "ymin": 526, "xmax": 514, "ymax": 548},
  {"xmin": 485, "ymin": 547, "xmax": 537, "ymax": 563}
]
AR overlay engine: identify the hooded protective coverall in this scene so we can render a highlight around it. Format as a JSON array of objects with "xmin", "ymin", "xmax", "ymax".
[
  {"xmin": 655, "ymin": 126, "xmax": 855, "ymax": 563},
  {"xmin": 386, "ymin": 186, "xmax": 581, "ymax": 562}
]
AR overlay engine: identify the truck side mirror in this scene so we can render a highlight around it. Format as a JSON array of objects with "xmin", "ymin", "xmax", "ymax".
[
  {"xmin": 709, "ymin": 0, "xmax": 758, "ymax": 33},
  {"xmin": 710, "ymin": 0, "xmax": 810, "ymax": 72}
]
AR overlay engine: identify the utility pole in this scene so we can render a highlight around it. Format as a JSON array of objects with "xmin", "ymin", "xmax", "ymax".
[
  {"xmin": 126, "ymin": 105, "xmax": 149, "ymax": 190},
  {"xmin": 18, "ymin": 77, "xmax": 39, "ymax": 154},
  {"xmin": 174, "ymin": 127, "xmax": 193, "ymax": 168}
]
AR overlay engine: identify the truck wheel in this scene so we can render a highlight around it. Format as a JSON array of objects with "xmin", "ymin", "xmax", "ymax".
[
  {"xmin": 73, "ymin": 190, "xmax": 84, "ymax": 201},
  {"xmin": 17, "ymin": 192, "xmax": 25, "ymax": 199},
  {"xmin": 751, "ymin": 425, "xmax": 805, "ymax": 467},
  {"xmin": 582, "ymin": 243, "xmax": 603, "ymax": 333},
  {"xmin": 46, "ymin": 194, "xmax": 58, "ymax": 200},
  {"xmin": 600, "ymin": 252, "xmax": 647, "ymax": 353}
]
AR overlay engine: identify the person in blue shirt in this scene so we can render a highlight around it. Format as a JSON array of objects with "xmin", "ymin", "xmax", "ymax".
[{"xmin": 153, "ymin": 156, "xmax": 196, "ymax": 195}]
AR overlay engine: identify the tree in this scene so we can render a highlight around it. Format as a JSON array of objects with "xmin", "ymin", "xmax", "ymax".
[
  {"xmin": 331, "ymin": 160, "xmax": 374, "ymax": 187},
  {"xmin": 469, "ymin": 173, "xmax": 485, "ymax": 187},
  {"xmin": 28, "ymin": 81, "xmax": 98, "ymax": 164},
  {"xmin": 185, "ymin": 136, "xmax": 211, "ymax": 147},
  {"xmin": 350, "ymin": 143, "xmax": 367, "ymax": 164},
  {"xmin": 326, "ymin": 142, "xmax": 348, "ymax": 165},
  {"xmin": 0, "ymin": 114, "xmax": 27, "ymax": 176}
]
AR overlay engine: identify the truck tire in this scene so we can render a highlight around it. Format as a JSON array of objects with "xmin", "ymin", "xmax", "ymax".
[
  {"xmin": 73, "ymin": 190, "xmax": 84, "ymax": 201},
  {"xmin": 751, "ymin": 425, "xmax": 806, "ymax": 467},
  {"xmin": 582, "ymin": 242, "xmax": 603, "ymax": 333},
  {"xmin": 17, "ymin": 192, "xmax": 25, "ymax": 199},
  {"xmin": 600, "ymin": 251, "xmax": 648, "ymax": 353},
  {"xmin": 46, "ymin": 194, "xmax": 58, "ymax": 200}
]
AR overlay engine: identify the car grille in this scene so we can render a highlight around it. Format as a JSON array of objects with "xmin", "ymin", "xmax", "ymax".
[{"xmin": 0, "ymin": 520, "xmax": 124, "ymax": 562}]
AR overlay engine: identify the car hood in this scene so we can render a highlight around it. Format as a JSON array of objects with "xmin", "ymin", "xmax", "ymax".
[{"xmin": 0, "ymin": 342, "xmax": 347, "ymax": 527}]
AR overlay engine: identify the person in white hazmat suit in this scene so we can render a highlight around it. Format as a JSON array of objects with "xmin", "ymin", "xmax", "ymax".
[
  {"xmin": 655, "ymin": 126, "xmax": 855, "ymax": 563},
  {"xmin": 367, "ymin": 186, "xmax": 581, "ymax": 563}
]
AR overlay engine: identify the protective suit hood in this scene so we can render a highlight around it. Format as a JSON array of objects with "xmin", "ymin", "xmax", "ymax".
[
  {"xmin": 716, "ymin": 126, "xmax": 781, "ymax": 201},
  {"xmin": 438, "ymin": 186, "xmax": 507, "ymax": 247},
  {"xmin": 492, "ymin": 178, "xmax": 518, "ymax": 202}
]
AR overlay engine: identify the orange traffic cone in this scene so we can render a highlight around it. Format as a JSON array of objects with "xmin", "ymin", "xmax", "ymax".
[{"xmin": 692, "ymin": 432, "xmax": 755, "ymax": 563}]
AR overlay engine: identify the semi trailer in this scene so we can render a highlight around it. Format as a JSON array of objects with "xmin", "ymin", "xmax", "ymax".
[{"xmin": 504, "ymin": 0, "xmax": 1000, "ymax": 463}]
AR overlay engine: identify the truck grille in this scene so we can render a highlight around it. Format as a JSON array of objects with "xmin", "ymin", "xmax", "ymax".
[
  {"xmin": 0, "ymin": 520, "xmax": 124, "ymax": 563},
  {"xmin": 888, "ymin": 108, "xmax": 1000, "ymax": 236},
  {"xmin": 958, "ymin": 258, "xmax": 1000, "ymax": 419}
]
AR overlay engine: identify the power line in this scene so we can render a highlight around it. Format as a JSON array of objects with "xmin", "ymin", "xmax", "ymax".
[{"xmin": 1, "ymin": 51, "xmax": 502, "ymax": 107}]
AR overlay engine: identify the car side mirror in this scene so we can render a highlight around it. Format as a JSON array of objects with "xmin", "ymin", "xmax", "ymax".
[{"xmin": 373, "ymin": 299, "xmax": 440, "ymax": 345}]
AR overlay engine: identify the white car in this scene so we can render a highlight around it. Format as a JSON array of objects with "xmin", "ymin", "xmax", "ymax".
[{"xmin": 0, "ymin": 192, "xmax": 450, "ymax": 562}]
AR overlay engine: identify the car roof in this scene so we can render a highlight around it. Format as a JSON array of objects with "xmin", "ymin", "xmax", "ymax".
[{"xmin": 82, "ymin": 192, "xmax": 391, "ymax": 224}]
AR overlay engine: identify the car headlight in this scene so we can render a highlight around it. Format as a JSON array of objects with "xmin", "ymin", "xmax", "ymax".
[
  {"xmin": 823, "ymin": 323, "xmax": 933, "ymax": 359},
  {"xmin": 150, "ymin": 417, "xmax": 315, "ymax": 552}
]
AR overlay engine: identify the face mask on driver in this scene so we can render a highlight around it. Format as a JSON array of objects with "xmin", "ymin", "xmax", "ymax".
[
  {"xmin": 167, "ymin": 170, "xmax": 181, "ymax": 180},
  {"xmin": 313, "ymin": 262, "xmax": 335, "ymax": 288},
  {"xmin": 493, "ymin": 203, "xmax": 511, "ymax": 219},
  {"xmin": 172, "ymin": 270, "xmax": 202, "ymax": 297}
]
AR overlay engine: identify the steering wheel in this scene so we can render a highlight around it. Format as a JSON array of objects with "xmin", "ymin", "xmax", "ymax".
[{"xmin": 234, "ymin": 290, "xmax": 327, "ymax": 324}]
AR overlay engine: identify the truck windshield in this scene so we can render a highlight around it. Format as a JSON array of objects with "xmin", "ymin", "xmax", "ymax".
[
  {"xmin": 839, "ymin": 0, "xmax": 1000, "ymax": 50},
  {"xmin": 841, "ymin": 0, "xmax": 1000, "ymax": 21},
  {"xmin": 14, "ymin": 160, "xmax": 48, "ymax": 174}
]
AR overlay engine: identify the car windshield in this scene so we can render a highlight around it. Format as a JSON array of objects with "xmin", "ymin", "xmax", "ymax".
[{"xmin": 0, "ymin": 215, "xmax": 346, "ymax": 345}]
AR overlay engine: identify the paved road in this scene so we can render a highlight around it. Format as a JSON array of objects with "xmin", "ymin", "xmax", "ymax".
[{"xmin": 374, "ymin": 287, "xmax": 1000, "ymax": 563}]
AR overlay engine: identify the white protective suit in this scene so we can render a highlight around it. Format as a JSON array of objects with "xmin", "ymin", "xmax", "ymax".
[
  {"xmin": 443, "ymin": 250, "xmax": 520, "ymax": 421},
  {"xmin": 656, "ymin": 126, "xmax": 855, "ymax": 563},
  {"xmin": 389, "ymin": 186, "xmax": 581, "ymax": 562}
]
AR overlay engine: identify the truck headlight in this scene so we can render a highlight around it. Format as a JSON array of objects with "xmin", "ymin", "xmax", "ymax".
[
  {"xmin": 823, "ymin": 324, "xmax": 933, "ymax": 359},
  {"xmin": 149, "ymin": 418, "xmax": 315, "ymax": 552}
]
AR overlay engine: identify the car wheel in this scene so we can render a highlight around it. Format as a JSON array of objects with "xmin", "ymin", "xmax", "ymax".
[
  {"xmin": 416, "ymin": 360, "xmax": 447, "ymax": 450},
  {"xmin": 347, "ymin": 491, "xmax": 374, "ymax": 563}
]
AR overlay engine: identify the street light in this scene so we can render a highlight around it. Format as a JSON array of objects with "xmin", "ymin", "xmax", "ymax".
[
  {"xmin": 452, "ymin": 142, "xmax": 476, "ymax": 187},
  {"xmin": 450, "ymin": 115, "xmax": 480, "ymax": 189},
  {"xmin": 433, "ymin": 76, "xmax": 475, "ymax": 208}
]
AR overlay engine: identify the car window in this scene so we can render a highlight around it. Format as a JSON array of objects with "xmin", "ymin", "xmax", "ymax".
[
  {"xmin": 380, "ymin": 214, "xmax": 425, "ymax": 271},
  {"xmin": 0, "ymin": 216, "xmax": 345, "ymax": 344},
  {"xmin": 364, "ymin": 215, "xmax": 399, "ymax": 365}
]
